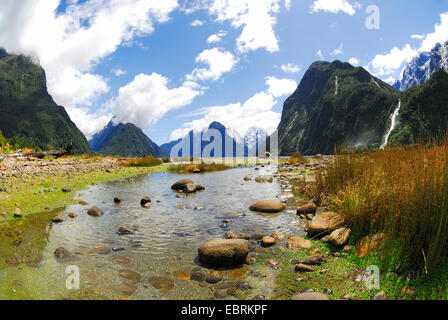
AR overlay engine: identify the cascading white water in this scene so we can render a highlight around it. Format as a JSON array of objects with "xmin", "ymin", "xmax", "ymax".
[{"xmin": 380, "ymin": 99, "xmax": 401, "ymax": 149}]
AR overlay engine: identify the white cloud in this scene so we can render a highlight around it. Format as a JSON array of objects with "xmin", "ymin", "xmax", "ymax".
[
  {"xmin": 280, "ymin": 63, "xmax": 302, "ymax": 73},
  {"xmin": 310, "ymin": 0, "xmax": 360, "ymax": 16},
  {"xmin": 284, "ymin": 0, "xmax": 291, "ymax": 10},
  {"xmin": 349, "ymin": 57, "xmax": 359, "ymax": 66},
  {"xmin": 419, "ymin": 12, "xmax": 448, "ymax": 52},
  {"xmin": 109, "ymin": 73, "xmax": 203, "ymax": 130},
  {"xmin": 265, "ymin": 76, "xmax": 297, "ymax": 98},
  {"xmin": 112, "ymin": 68, "xmax": 127, "ymax": 77},
  {"xmin": 66, "ymin": 106, "xmax": 112, "ymax": 140},
  {"xmin": 411, "ymin": 34, "xmax": 424, "ymax": 40},
  {"xmin": 0, "ymin": 0, "xmax": 178, "ymax": 134},
  {"xmin": 366, "ymin": 12, "xmax": 448, "ymax": 81},
  {"xmin": 191, "ymin": 19, "xmax": 205, "ymax": 26},
  {"xmin": 317, "ymin": 49, "xmax": 324, "ymax": 60},
  {"xmin": 368, "ymin": 44, "xmax": 418, "ymax": 77},
  {"xmin": 187, "ymin": 48, "xmax": 237, "ymax": 82},
  {"xmin": 330, "ymin": 43, "xmax": 344, "ymax": 56},
  {"xmin": 208, "ymin": 0, "xmax": 286, "ymax": 53},
  {"xmin": 207, "ymin": 30, "xmax": 227, "ymax": 43},
  {"xmin": 170, "ymin": 76, "xmax": 296, "ymax": 142}
]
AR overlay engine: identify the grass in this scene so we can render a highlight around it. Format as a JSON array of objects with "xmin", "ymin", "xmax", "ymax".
[
  {"xmin": 167, "ymin": 161, "xmax": 227, "ymax": 174},
  {"xmin": 0, "ymin": 161, "xmax": 167, "ymax": 222},
  {"xmin": 311, "ymin": 143, "xmax": 448, "ymax": 275}
]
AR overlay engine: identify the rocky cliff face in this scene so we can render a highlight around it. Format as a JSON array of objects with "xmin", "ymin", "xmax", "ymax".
[
  {"xmin": 394, "ymin": 41, "xmax": 448, "ymax": 91},
  {"xmin": 0, "ymin": 49, "xmax": 91, "ymax": 153},
  {"xmin": 277, "ymin": 60, "xmax": 399, "ymax": 155}
]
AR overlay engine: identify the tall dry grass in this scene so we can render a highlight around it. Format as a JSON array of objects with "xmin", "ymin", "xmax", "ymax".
[
  {"xmin": 313, "ymin": 144, "xmax": 448, "ymax": 272},
  {"xmin": 119, "ymin": 156, "xmax": 163, "ymax": 167}
]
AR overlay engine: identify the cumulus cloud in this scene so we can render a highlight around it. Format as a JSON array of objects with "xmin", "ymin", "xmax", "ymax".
[
  {"xmin": 367, "ymin": 12, "xmax": 448, "ymax": 81},
  {"xmin": 187, "ymin": 48, "xmax": 237, "ymax": 82},
  {"xmin": 419, "ymin": 12, "xmax": 448, "ymax": 52},
  {"xmin": 207, "ymin": 0, "xmax": 286, "ymax": 53},
  {"xmin": 265, "ymin": 76, "xmax": 297, "ymax": 98},
  {"xmin": 0, "ymin": 0, "xmax": 178, "ymax": 133},
  {"xmin": 207, "ymin": 30, "xmax": 228, "ymax": 44},
  {"xmin": 109, "ymin": 73, "xmax": 203, "ymax": 130},
  {"xmin": 349, "ymin": 57, "xmax": 359, "ymax": 66},
  {"xmin": 191, "ymin": 19, "xmax": 205, "ymax": 26},
  {"xmin": 170, "ymin": 76, "xmax": 296, "ymax": 142},
  {"xmin": 369, "ymin": 44, "xmax": 418, "ymax": 77},
  {"xmin": 280, "ymin": 63, "xmax": 302, "ymax": 73},
  {"xmin": 112, "ymin": 68, "xmax": 127, "ymax": 77},
  {"xmin": 310, "ymin": 0, "xmax": 361, "ymax": 16}
]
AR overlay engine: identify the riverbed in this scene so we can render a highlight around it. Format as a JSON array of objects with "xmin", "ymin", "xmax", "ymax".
[{"xmin": 3, "ymin": 165, "xmax": 302, "ymax": 300}]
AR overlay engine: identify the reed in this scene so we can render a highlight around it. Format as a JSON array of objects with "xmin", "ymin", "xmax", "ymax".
[
  {"xmin": 288, "ymin": 152, "xmax": 308, "ymax": 165},
  {"xmin": 313, "ymin": 143, "xmax": 448, "ymax": 273}
]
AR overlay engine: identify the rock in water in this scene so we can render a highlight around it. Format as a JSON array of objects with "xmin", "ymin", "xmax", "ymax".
[
  {"xmin": 196, "ymin": 184, "xmax": 206, "ymax": 191},
  {"xmin": 118, "ymin": 227, "xmax": 134, "ymax": 235},
  {"xmin": 171, "ymin": 179, "xmax": 194, "ymax": 191},
  {"xmin": 327, "ymin": 227, "xmax": 351, "ymax": 246},
  {"xmin": 249, "ymin": 200, "xmax": 285, "ymax": 213},
  {"xmin": 306, "ymin": 212, "xmax": 344, "ymax": 236},
  {"xmin": 183, "ymin": 183, "xmax": 197, "ymax": 193},
  {"xmin": 286, "ymin": 236, "xmax": 312, "ymax": 251},
  {"xmin": 198, "ymin": 239, "xmax": 249, "ymax": 266},
  {"xmin": 140, "ymin": 197, "xmax": 151, "ymax": 207},
  {"xmin": 51, "ymin": 216, "xmax": 64, "ymax": 223},
  {"xmin": 87, "ymin": 206, "xmax": 103, "ymax": 217},
  {"xmin": 148, "ymin": 277, "xmax": 174, "ymax": 293},
  {"xmin": 114, "ymin": 197, "xmax": 123, "ymax": 204},
  {"xmin": 291, "ymin": 292, "xmax": 330, "ymax": 300}
]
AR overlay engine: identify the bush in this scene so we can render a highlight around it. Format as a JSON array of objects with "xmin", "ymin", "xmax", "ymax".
[
  {"xmin": 288, "ymin": 152, "xmax": 308, "ymax": 165},
  {"xmin": 167, "ymin": 161, "xmax": 226, "ymax": 174},
  {"xmin": 119, "ymin": 156, "xmax": 163, "ymax": 167}
]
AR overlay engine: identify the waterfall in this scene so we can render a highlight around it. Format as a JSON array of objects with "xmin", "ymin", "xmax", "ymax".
[{"xmin": 380, "ymin": 99, "xmax": 401, "ymax": 149}]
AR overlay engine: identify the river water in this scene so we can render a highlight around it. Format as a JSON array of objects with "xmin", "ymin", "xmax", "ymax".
[{"xmin": 31, "ymin": 165, "xmax": 302, "ymax": 299}]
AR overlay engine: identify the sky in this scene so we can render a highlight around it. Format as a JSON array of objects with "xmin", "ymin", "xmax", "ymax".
[{"xmin": 0, "ymin": 0, "xmax": 447, "ymax": 145}]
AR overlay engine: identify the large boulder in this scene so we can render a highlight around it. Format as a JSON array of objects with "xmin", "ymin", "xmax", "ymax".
[
  {"xmin": 198, "ymin": 239, "xmax": 249, "ymax": 266},
  {"xmin": 291, "ymin": 292, "xmax": 330, "ymax": 300},
  {"xmin": 249, "ymin": 200, "xmax": 285, "ymax": 213},
  {"xmin": 286, "ymin": 236, "xmax": 312, "ymax": 251},
  {"xmin": 306, "ymin": 212, "xmax": 344, "ymax": 236},
  {"xmin": 355, "ymin": 233, "xmax": 384, "ymax": 258},
  {"xmin": 171, "ymin": 179, "xmax": 195, "ymax": 191},
  {"xmin": 327, "ymin": 228, "xmax": 351, "ymax": 246}
]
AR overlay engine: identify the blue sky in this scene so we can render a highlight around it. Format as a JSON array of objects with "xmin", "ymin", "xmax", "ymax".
[{"xmin": 1, "ymin": 0, "xmax": 448, "ymax": 145}]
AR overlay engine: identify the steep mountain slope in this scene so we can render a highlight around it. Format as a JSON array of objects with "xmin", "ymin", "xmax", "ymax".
[
  {"xmin": 394, "ymin": 41, "xmax": 448, "ymax": 91},
  {"xmin": 0, "ymin": 49, "xmax": 91, "ymax": 153},
  {"xmin": 89, "ymin": 120, "xmax": 166, "ymax": 157},
  {"xmin": 277, "ymin": 60, "xmax": 399, "ymax": 155},
  {"xmin": 390, "ymin": 70, "xmax": 448, "ymax": 144},
  {"xmin": 161, "ymin": 121, "xmax": 249, "ymax": 158}
]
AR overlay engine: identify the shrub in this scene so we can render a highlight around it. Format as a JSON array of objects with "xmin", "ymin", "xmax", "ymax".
[
  {"xmin": 167, "ymin": 161, "xmax": 226, "ymax": 174},
  {"xmin": 288, "ymin": 151, "xmax": 308, "ymax": 165}
]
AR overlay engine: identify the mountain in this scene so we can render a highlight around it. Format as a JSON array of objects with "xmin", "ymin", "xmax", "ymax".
[
  {"xmin": 0, "ymin": 49, "xmax": 91, "ymax": 153},
  {"xmin": 161, "ymin": 121, "xmax": 249, "ymax": 158},
  {"xmin": 277, "ymin": 60, "xmax": 399, "ymax": 155},
  {"xmin": 394, "ymin": 41, "xmax": 448, "ymax": 91},
  {"xmin": 89, "ymin": 120, "xmax": 166, "ymax": 157},
  {"xmin": 389, "ymin": 70, "xmax": 448, "ymax": 144}
]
